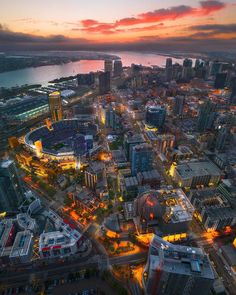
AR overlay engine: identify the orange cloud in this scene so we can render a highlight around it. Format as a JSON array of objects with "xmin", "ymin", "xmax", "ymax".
[{"xmin": 79, "ymin": 0, "xmax": 227, "ymax": 34}]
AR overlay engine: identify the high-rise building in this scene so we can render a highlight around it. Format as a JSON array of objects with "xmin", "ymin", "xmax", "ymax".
[
  {"xmin": 146, "ymin": 106, "xmax": 166, "ymax": 129},
  {"xmin": 182, "ymin": 58, "xmax": 193, "ymax": 81},
  {"xmin": 165, "ymin": 58, "xmax": 173, "ymax": 82},
  {"xmin": 0, "ymin": 159, "xmax": 24, "ymax": 212},
  {"xmin": 156, "ymin": 134, "xmax": 175, "ymax": 154},
  {"xmin": 131, "ymin": 143, "xmax": 153, "ymax": 175},
  {"xmin": 230, "ymin": 76, "xmax": 236, "ymax": 104},
  {"xmin": 166, "ymin": 58, "xmax": 172, "ymax": 68},
  {"xmin": 215, "ymin": 127, "xmax": 228, "ymax": 151},
  {"xmin": 194, "ymin": 60, "xmax": 207, "ymax": 79},
  {"xmin": 113, "ymin": 60, "xmax": 123, "ymax": 76},
  {"xmin": 174, "ymin": 95, "xmax": 185, "ymax": 116},
  {"xmin": 99, "ymin": 72, "xmax": 111, "ymax": 95},
  {"xmin": 98, "ymin": 104, "xmax": 118, "ymax": 129},
  {"xmin": 77, "ymin": 73, "xmax": 95, "ymax": 85},
  {"xmin": 48, "ymin": 91, "xmax": 63, "ymax": 122},
  {"xmin": 214, "ymin": 72, "xmax": 227, "ymax": 89},
  {"xmin": 197, "ymin": 100, "xmax": 216, "ymax": 132},
  {"xmin": 104, "ymin": 60, "xmax": 113, "ymax": 74},
  {"xmin": 131, "ymin": 64, "xmax": 142, "ymax": 76},
  {"xmin": 210, "ymin": 61, "xmax": 223, "ymax": 75},
  {"xmin": 124, "ymin": 133, "xmax": 146, "ymax": 161},
  {"xmin": 172, "ymin": 63, "xmax": 182, "ymax": 80},
  {"xmin": 105, "ymin": 105, "xmax": 119, "ymax": 130},
  {"xmin": 195, "ymin": 59, "xmax": 201, "ymax": 69},
  {"xmin": 85, "ymin": 161, "xmax": 105, "ymax": 190},
  {"xmin": 143, "ymin": 235, "xmax": 215, "ymax": 295}
]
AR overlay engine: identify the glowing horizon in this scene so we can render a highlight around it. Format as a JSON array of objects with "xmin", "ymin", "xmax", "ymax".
[{"xmin": 0, "ymin": 0, "xmax": 236, "ymax": 51}]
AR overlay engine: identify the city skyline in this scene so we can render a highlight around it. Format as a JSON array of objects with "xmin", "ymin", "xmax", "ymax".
[
  {"xmin": 1, "ymin": 0, "xmax": 236, "ymax": 51},
  {"xmin": 1, "ymin": 1, "xmax": 236, "ymax": 294}
]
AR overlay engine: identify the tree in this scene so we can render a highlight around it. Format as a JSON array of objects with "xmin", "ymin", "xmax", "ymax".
[{"xmin": 109, "ymin": 245, "xmax": 115, "ymax": 253}]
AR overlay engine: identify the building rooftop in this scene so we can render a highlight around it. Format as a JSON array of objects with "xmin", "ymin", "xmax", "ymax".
[
  {"xmin": 0, "ymin": 219, "xmax": 14, "ymax": 249},
  {"xmin": 145, "ymin": 131, "xmax": 159, "ymax": 141},
  {"xmin": 9, "ymin": 230, "xmax": 33, "ymax": 259},
  {"xmin": 87, "ymin": 161, "xmax": 105, "ymax": 174},
  {"xmin": 39, "ymin": 231, "xmax": 76, "ymax": 251},
  {"xmin": 174, "ymin": 145, "xmax": 193, "ymax": 156},
  {"xmin": 148, "ymin": 235, "xmax": 215, "ymax": 279},
  {"xmin": 76, "ymin": 189, "xmax": 98, "ymax": 211},
  {"xmin": 126, "ymin": 133, "xmax": 145, "ymax": 144},
  {"xmin": 47, "ymin": 210, "xmax": 82, "ymax": 242},
  {"xmin": 112, "ymin": 150, "xmax": 127, "ymax": 163},
  {"xmin": 0, "ymin": 159, "xmax": 13, "ymax": 169},
  {"xmin": 190, "ymin": 188, "xmax": 236, "ymax": 219},
  {"xmin": 104, "ymin": 213, "xmax": 120, "ymax": 233},
  {"xmin": 16, "ymin": 213, "xmax": 37, "ymax": 232},
  {"xmin": 137, "ymin": 169, "xmax": 161, "ymax": 182},
  {"xmin": 134, "ymin": 188, "xmax": 194, "ymax": 225},
  {"xmin": 147, "ymin": 106, "xmax": 165, "ymax": 113},
  {"xmin": 125, "ymin": 176, "xmax": 138, "ymax": 187},
  {"xmin": 3, "ymin": 96, "xmax": 48, "ymax": 117},
  {"xmin": 133, "ymin": 143, "xmax": 153, "ymax": 152},
  {"xmin": 176, "ymin": 161, "xmax": 221, "ymax": 179}
]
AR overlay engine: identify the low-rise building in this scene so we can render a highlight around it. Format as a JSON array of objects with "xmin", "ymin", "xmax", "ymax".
[
  {"xmin": 189, "ymin": 188, "xmax": 236, "ymax": 231},
  {"xmin": 133, "ymin": 188, "xmax": 194, "ymax": 234},
  {"xmin": 171, "ymin": 160, "xmax": 222, "ymax": 188},
  {"xmin": 3, "ymin": 96, "xmax": 49, "ymax": 122},
  {"xmin": 0, "ymin": 219, "xmax": 16, "ymax": 261},
  {"xmin": 137, "ymin": 169, "xmax": 161, "ymax": 188},
  {"xmin": 39, "ymin": 230, "xmax": 80, "ymax": 258},
  {"xmin": 168, "ymin": 145, "xmax": 193, "ymax": 162},
  {"xmin": 16, "ymin": 213, "xmax": 37, "ymax": 233},
  {"xmin": 85, "ymin": 161, "xmax": 105, "ymax": 190},
  {"xmin": 75, "ymin": 188, "xmax": 99, "ymax": 213},
  {"xmin": 124, "ymin": 176, "xmax": 138, "ymax": 198},
  {"xmin": 9, "ymin": 230, "xmax": 33, "ymax": 263},
  {"xmin": 39, "ymin": 210, "xmax": 84, "ymax": 259},
  {"xmin": 123, "ymin": 202, "xmax": 134, "ymax": 221}
]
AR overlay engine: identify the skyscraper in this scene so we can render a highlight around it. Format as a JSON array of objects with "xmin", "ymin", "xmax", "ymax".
[
  {"xmin": 104, "ymin": 60, "xmax": 113, "ymax": 74},
  {"xmin": 174, "ymin": 95, "xmax": 185, "ymax": 116},
  {"xmin": 216, "ymin": 127, "xmax": 228, "ymax": 151},
  {"xmin": 113, "ymin": 60, "xmax": 123, "ymax": 76},
  {"xmin": 77, "ymin": 72, "xmax": 95, "ymax": 85},
  {"xmin": 197, "ymin": 100, "xmax": 216, "ymax": 132},
  {"xmin": 131, "ymin": 143, "xmax": 153, "ymax": 175},
  {"xmin": 194, "ymin": 60, "xmax": 206, "ymax": 79},
  {"xmin": 99, "ymin": 72, "xmax": 111, "ymax": 95},
  {"xmin": 124, "ymin": 133, "xmax": 146, "ymax": 161},
  {"xmin": 143, "ymin": 235, "xmax": 215, "ymax": 295},
  {"xmin": 146, "ymin": 106, "xmax": 166, "ymax": 129},
  {"xmin": 165, "ymin": 58, "xmax": 173, "ymax": 82},
  {"xmin": 105, "ymin": 105, "xmax": 119, "ymax": 130},
  {"xmin": 99, "ymin": 104, "xmax": 119, "ymax": 129},
  {"xmin": 230, "ymin": 77, "xmax": 236, "ymax": 104},
  {"xmin": 214, "ymin": 72, "xmax": 227, "ymax": 89},
  {"xmin": 0, "ymin": 159, "xmax": 24, "ymax": 212},
  {"xmin": 210, "ymin": 61, "xmax": 223, "ymax": 75},
  {"xmin": 182, "ymin": 58, "xmax": 193, "ymax": 81},
  {"xmin": 48, "ymin": 91, "xmax": 63, "ymax": 122}
]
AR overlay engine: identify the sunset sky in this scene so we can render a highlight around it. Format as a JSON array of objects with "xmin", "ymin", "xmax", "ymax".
[{"xmin": 0, "ymin": 0, "xmax": 236, "ymax": 51}]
